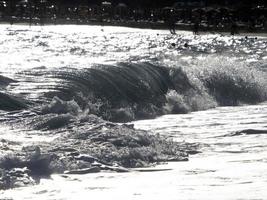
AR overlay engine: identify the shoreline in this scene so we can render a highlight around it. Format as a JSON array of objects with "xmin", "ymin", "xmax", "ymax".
[{"xmin": 1, "ymin": 19, "xmax": 267, "ymax": 37}]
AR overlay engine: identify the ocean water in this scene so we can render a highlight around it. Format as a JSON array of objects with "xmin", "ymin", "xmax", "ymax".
[{"xmin": 0, "ymin": 25, "xmax": 267, "ymax": 199}]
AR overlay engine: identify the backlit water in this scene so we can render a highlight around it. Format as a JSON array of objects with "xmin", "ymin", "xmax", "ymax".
[{"xmin": 0, "ymin": 25, "xmax": 266, "ymax": 200}]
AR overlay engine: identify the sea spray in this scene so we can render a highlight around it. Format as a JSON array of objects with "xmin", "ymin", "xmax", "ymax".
[{"xmin": 190, "ymin": 57, "xmax": 267, "ymax": 105}]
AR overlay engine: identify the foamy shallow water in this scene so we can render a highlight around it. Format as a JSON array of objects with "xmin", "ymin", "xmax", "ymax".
[
  {"xmin": 1, "ymin": 104, "xmax": 267, "ymax": 200},
  {"xmin": 0, "ymin": 24, "xmax": 267, "ymax": 199}
]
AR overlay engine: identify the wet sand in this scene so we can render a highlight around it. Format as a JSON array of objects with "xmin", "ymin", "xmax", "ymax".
[{"xmin": 0, "ymin": 20, "xmax": 267, "ymax": 38}]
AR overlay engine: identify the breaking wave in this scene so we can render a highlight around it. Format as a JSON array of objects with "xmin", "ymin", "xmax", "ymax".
[
  {"xmin": 1, "ymin": 61, "xmax": 266, "ymax": 123},
  {"xmin": 33, "ymin": 62, "xmax": 267, "ymax": 123}
]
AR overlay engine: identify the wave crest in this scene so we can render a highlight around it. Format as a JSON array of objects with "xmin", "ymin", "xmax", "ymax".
[{"xmin": 12, "ymin": 61, "xmax": 267, "ymax": 123}]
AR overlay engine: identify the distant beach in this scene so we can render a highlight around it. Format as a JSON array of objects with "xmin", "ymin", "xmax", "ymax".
[{"xmin": 1, "ymin": 18, "xmax": 267, "ymax": 38}]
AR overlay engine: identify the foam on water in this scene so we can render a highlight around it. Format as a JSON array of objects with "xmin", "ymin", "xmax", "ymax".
[{"xmin": 1, "ymin": 104, "xmax": 267, "ymax": 200}]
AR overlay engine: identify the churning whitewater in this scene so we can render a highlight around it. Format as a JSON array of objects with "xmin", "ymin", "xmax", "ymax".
[{"xmin": 0, "ymin": 25, "xmax": 267, "ymax": 199}]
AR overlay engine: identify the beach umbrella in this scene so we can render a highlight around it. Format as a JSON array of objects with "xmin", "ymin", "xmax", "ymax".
[
  {"xmin": 219, "ymin": 7, "xmax": 234, "ymax": 12},
  {"xmin": 202, "ymin": 7, "xmax": 220, "ymax": 14},
  {"xmin": 163, "ymin": 7, "xmax": 174, "ymax": 10},
  {"xmin": 102, "ymin": 1, "xmax": 112, "ymax": 6},
  {"xmin": 117, "ymin": 3, "xmax": 127, "ymax": 8},
  {"xmin": 192, "ymin": 8, "xmax": 203, "ymax": 12},
  {"xmin": 18, "ymin": 0, "xmax": 29, "ymax": 4},
  {"xmin": 172, "ymin": 2, "xmax": 186, "ymax": 9}
]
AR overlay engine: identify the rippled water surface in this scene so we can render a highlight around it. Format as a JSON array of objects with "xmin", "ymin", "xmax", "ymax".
[{"xmin": 0, "ymin": 25, "xmax": 267, "ymax": 199}]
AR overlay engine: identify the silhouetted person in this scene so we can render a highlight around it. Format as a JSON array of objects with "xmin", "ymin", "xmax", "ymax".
[
  {"xmin": 193, "ymin": 19, "xmax": 199, "ymax": 34},
  {"xmin": 168, "ymin": 13, "xmax": 176, "ymax": 34},
  {"xmin": 248, "ymin": 18, "xmax": 255, "ymax": 32},
  {"xmin": 231, "ymin": 20, "xmax": 238, "ymax": 35}
]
